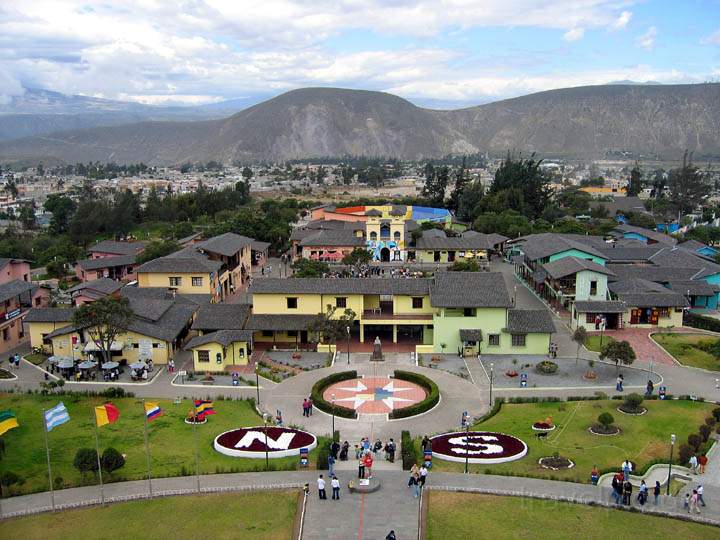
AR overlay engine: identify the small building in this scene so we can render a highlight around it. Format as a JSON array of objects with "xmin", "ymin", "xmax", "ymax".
[
  {"xmin": 612, "ymin": 224, "xmax": 676, "ymax": 246},
  {"xmin": 414, "ymin": 230, "xmax": 507, "ymax": 264},
  {"xmin": 0, "ymin": 280, "xmax": 49, "ymax": 354},
  {"xmin": 299, "ymin": 229, "xmax": 366, "ymax": 262},
  {"xmin": 75, "ymin": 255, "xmax": 139, "ymax": 282},
  {"xmin": 608, "ymin": 278, "xmax": 688, "ymax": 327},
  {"xmin": 66, "ymin": 278, "xmax": 123, "ymax": 306},
  {"xmin": 251, "ymin": 240, "xmax": 271, "ymax": 267},
  {"xmin": 0, "ymin": 258, "xmax": 31, "ymax": 284},
  {"xmin": 87, "ymin": 240, "xmax": 148, "ymax": 260},
  {"xmin": 537, "ymin": 257, "xmax": 614, "ymax": 310},
  {"xmin": 571, "ymin": 300, "xmax": 628, "ymax": 331},
  {"xmin": 186, "ymin": 330, "xmax": 254, "ymax": 372},
  {"xmin": 24, "ymin": 307, "xmax": 76, "ymax": 353}
]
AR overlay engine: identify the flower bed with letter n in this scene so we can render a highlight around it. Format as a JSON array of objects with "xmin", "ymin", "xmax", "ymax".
[
  {"xmin": 430, "ymin": 431, "xmax": 528, "ymax": 464},
  {"xmin": 214, "ymin": 427, "xmax": 317, "ymax": 458}
]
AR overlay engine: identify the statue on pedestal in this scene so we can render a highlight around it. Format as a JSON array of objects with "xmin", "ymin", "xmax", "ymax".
[{"xmin": 371, "ymin": 336, "xmax": 383, "ymax": 361}]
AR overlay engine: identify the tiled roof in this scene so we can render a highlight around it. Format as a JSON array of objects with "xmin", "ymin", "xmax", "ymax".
[
  {"xmin": 366, "ymin": 209, "xmax": 382, "ymax": 216},
  {"xmin": 191, "ymin": 304, "xmax": 251, "ymax": 331},
  {"xmin": 667, "ymin": 280, "xmax": 719, "ymax": 296},
  {"xmin": 574, "ymin": 300, "xmax": 627, "ymax": 313},
  {"xmin": 197, "ymin": 232, "xmax": 253, "ymax": 257},
  {"xmin": 459, "ymin": 329, "xmax": 482, "ymax": 341},
  {"xmin": 185, "ymin": 330, "xmax": 254, "ymax": 349},
  {"xmin": 430, "ymin": 272, "xmax": 512, "ymax": 308},
  {"xmin": 615, "ymin": 224, "xmax": 677, "ymax": 245},
  {"xmin": 0, "ymin": 279, "xmax": 35, "ymax": 303},
  {"xmin": 24, "ymin": 307, "xmax": 76, "ymax": 323},
  {"xmin": 606, "ymin": 264, "xmax": 698, "ymax": 282},
  {"xmin": 515, "ymin": 233, "xmax": 606, "ymax": 261},
  {"xmin": 77, "ymin": 255, "xmax": 137, "ymax": 271},
  {"xmin": 67, "ymin": 278, "xmax": 123, "ymax": 295},
  {"xmin": 137, "ymin": 254, "xmax": 221, "ymax": 274},
  {"xmin": 251, "ymin": 240, "xmax": 271, "ymax": 251},
  {"xmin": 245, "ymin": 314, "xmax": 319, "ymax": 331},
  {"xmin": 609, "ymin": 279, "xmax": 689, "ymax": 308},
  {"xmin": 541, "ymin": 257, "xmax": 615, "ymax": 279},
  {"xmin": 299, "ymin": 229, "xmax": 366, "ymax": 247},
  {"xmin": 415, "ymin": 232, "xmax": 504, "ymax": 251},
  {"xmin": 505, "ymin": 309, "xmax": 556, "ymax": 334},
  {"xmin": 249, "ymin": 277, "xmax": 432, "ymax": 296},
  {"xmin": 88, "ymin": 240, "xmax": 148, "ymax": 256},
  {"xmin": 649, "ymin": 247, "xmax": 720, "ymax": 279},
  {"xmin": 593, "ymin": 246, "xmax": 664, "ymax": 262}
]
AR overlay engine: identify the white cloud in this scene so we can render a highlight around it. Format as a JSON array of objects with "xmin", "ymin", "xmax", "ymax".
[
  {"xmin": 700, "ymin": 28, "xmax": 720, "ymax": 45},
  {"xmin": 637, "ymin": 26, "xmax": 657, "ymax": 51},
  {"xmin": 611, "ymin": 10, "xmax": 632, "ymax": 30},
  {"xmin": 563, "ymin": 28, "xmax": 585, "ymax": 42}
]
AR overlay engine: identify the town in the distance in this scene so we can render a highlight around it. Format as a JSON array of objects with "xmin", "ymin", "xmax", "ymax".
[{"xmin": 2, "ymin": 2, "xmax": 720, "ymax": 539}]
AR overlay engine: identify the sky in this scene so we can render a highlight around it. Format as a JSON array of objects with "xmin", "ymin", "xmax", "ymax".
[{"xmin": 1, "ymin": 0, "xmax": 719, "ymax": 108}]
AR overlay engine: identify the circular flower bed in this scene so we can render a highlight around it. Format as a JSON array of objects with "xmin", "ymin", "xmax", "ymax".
[
  {"xmin": 539, "ymin": 455, "xmax": 574, "ymax": 470},
  {"xmin": 184, "ymin": 418, "xmax": 207, "ymax": 425},
  {"xmin": 535, "ymin": 360, "xmax": 558, "ymax": 375},
  {"xmin": 214, "ymin": 426, "xmax": 317, "ymax": 458},
  {"xmin": 617, "ymin": 405, "xmax": 647, "ymax": 416},
  {"xmin": 589, "ymin": 424, "xmax": 620, "ymax": 436},
  {"xmin": 531, "ymin": 422, "xmax": 556, "ymax": 431},
  {"xmin": 505, "ymin": 370, "xmax": 519, "ymax": 377},
  {"xmin": 430, "ymin": 431, "xmax": 528, "ymax": 464}
]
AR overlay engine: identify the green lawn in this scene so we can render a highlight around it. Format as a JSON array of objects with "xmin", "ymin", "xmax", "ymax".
[
  {"xmin": 427, "ymin": 492, "xmax": 719, "ymax": 540},
  {"xmin": 24, "ymin": 353, "xmax": 49, "ymax": 366},
  {"xmin": 584, "ymin": 335, "xmax": 616, "ymax": 352},
  {"xmin": 425, "ymin": 399, "xmax": 714, "ymax": 482},
  {"xmin": 652, "ymin": 333, "xmax": 720, "ymax": 371},
  {"xmin": 0, "ymin": 393, "xmax": 325, "ymax": 495},
  {"xmin": 0, "ymin": 490, "xmax": 297, "ymax": 540}
]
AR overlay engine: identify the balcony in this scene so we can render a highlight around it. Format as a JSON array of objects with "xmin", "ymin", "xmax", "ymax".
[{"xmin": 363, "ymin": 308, "xmax": 432, "ymax": 321}]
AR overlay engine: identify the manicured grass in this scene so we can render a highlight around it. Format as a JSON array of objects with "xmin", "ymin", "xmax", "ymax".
[
  {"xmin": 24, "ymin": 353, "xmax": 49, "ymax": 366},
  {"xmin": 425, "ymin": 399, "xmax": 714, "ymax": 482},
  {"xmin": 0, "ymin": 393, "xmax": 325, "ymax": 495},
  {"xmin": 0, "ymin": 490, "xmax": 297, "ymax": 540},
  {"xmin": 652, "ymin": 333, "xmax": 720, "ymax": 371},
  {"xmin": 584, "ymin": 335, "xmax": 616, "ymax": 352},
  {"xmin": 427, "ymin": 492, "xmax": 719, "ymax": 540}
]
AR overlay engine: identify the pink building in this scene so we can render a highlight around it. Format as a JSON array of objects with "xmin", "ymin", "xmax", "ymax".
[
  {"xmin": 87, "ymin": 240, "xmax": 147, "ymax": 260},
  {"xmin": 0, "ymin": 258, "xmax": 31, "ymax": 285},
  {"xmin": 0, "ymin": 280, "xmax": 49, "ymax": 355},
  {"xmin": 75, "ymin": 255, "xmax": 139, "ymax": 282},
  {"xmin": 67, "ymin": 278, "xmax": 123, "ymax": 306}
]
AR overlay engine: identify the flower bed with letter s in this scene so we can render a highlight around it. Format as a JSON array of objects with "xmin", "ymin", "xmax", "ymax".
[{"xmin": 430, "ymin": 431, "xmax": 528, "ymax": 464}]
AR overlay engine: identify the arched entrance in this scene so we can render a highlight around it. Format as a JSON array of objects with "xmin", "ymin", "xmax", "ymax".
[{"xmin": 380, "ymin": 247, "xmax": 390, "ymax": 262}]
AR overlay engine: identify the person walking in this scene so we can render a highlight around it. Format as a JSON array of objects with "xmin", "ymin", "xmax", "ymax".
[
  {"xmin": 684, "ymin": 493, "xmax": 691, "ymax": 512},
  {"xmin": 622, "ymin": 480, "xmax": 632, "ymax": 505},
  {"xmin": 387, "ymin": 438, "xmax": 396, "ymax": 463},
  {"xmin": 409, "ymin": 471, "xmax": 420, "ymax": 498},
  {"xmin": 611, "ymin": 474, "xmax": 622, "ymax": 504},
  {"xmin": 302, "ymin": 398, "xmax": 309, "ymax": 417},
  {"xmin": 317, "ymin": 475, "xmax": 327, "ymax": 500},
  {"xmin": 690, "ymin": 489, "xmax": 701, "ymax": 514},
  {"xmin": 307, "ymin": 397, "xmax": 313, "ymax": 416},
  {"xmin": 328, "ymin": 453, "xmax": 335, "ymax": 476},
  {"xmin": 637, "ymin": 480, "xmax": 647, "ymax": 505},
  {"xmin": 689, "ymin": 454, "xmax": 699, "ymax": 474},
  {"xmin": 699, "ymin": 453, "xmax": 708, "ymax": 474},
  {"xmin": 331, "ymin": 475, "xmax": 340, "ymax": 500},
  {"xmin": 653, "ymin": 481, "xmax": 661, "ymax": 505},
  {"xmin": 386, "ymin": 531, "xmax": 397, "ymax": 540},
  {"xmin": 590, "ymin": 465, "xmax": 599, "ymax": 485},
  {"xmin": 419, "ymin": 464, "xmax": 428, "ymax": 487},
  {"xmin": 340, "ymin": 441, "xmax": 349, "ymax": 461},
  {"xmin": 421, "ymin": 435, "xmax": 431, "ymax": 452},
  {"xmin": 645, "ymin": 379, "xmax": 654, "ymax": 396},
  {"xmin": 373, "ymin": 438, "xmax": 382, "ymax": 456},
  {"xmin": 697, "ymin": 484, "xmax": 706, "ymax": 507},
  {"xmin": 616, "ymin": 375, "xmax": 624, "ymax": 392}
]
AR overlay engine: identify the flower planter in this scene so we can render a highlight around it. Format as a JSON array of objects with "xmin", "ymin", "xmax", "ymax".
[
  {"xmin": 505, "ymin": 370, "xmax": 519, "ymax": 378},
  {"xmin": 184, "ymin": 418, "xmax": 208, "ymax": 425},
  {"xmin": 535, "ymin": 361, "xmax": 558, "ymax": 375},
  {"xmin": 531, "ymin": 422, "xmax": 556, "ymax": 432},
  {"xmin": 430, "ymin": 431, "xmax": 528, "ymax": 464},
  {"xmin": 538, "ymin": 456, "xmax": 574, "ymax": 470},
  {"xmin": 616, "ymin": 406, "xmax": 647, "ymax": 416},
  {"xmin": 588, "ymin": 425, "xmax": 620, "ymax": 436}
]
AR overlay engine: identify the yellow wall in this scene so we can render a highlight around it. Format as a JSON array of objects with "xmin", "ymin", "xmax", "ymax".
[
  {"xmin": 416, "ymin": 249, "xmax": 488, "ymax": 263},
  {"xmin": 138, "ymin": 271, "xmax": 217, "ymax": 297},
  {"xmin": 623, "ymin": 308, "xmax": 684, "ymax": 328},
  {"xmin": 28, "ymin": 321, "xmax": 73, "ymax": 352},
  {"xmin": 253, "ymin": 330, "xmax": 306, "ymax": 343},
  {"xmin": 252, "ymin": 293, "xmax": 364, "ymax": 319},
  {"xmin": 49, "ymin": 329, "xmax": 173, "ymax": 364},
  {"xmin": 191, "ymin": 340, "xmax": 249, "ymax": 372},
  {"xmin": 393, "ymin": 295, "xmax": 435, "ymax": 315}
]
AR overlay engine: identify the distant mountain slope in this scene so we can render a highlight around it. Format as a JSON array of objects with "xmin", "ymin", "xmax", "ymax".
[{"xmin": 1, "ymin": 84, "xmax": 718, "ymax": 164}]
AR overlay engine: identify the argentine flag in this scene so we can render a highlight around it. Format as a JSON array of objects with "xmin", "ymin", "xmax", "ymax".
[{"xmin": 45, "ymin": 402, "xmax": 70, "ymax": 431}]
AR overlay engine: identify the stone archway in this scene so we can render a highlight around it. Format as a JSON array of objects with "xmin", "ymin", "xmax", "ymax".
[{"xmin": 380, "ymin": 247, "xmax": 391, "ymax": 262}]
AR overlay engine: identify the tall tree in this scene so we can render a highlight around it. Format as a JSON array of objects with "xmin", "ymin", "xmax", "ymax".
[
  {"xmin": 44, "ymin": 194, "xmax": 77, "ymax": 234},
  {"xmin": 457, "ymin": 179, "xmax": 484, "ymax": 222},
  {"xmin": 448, "ymin": 156, "xmax": 470, "ymax": 213},
  {"xmin": 627, "ymin": 162, "xmax": 643, "ymax": 197},
  {"xmin": 18, "ymin": 201, "xmax": 36, "ymax": 230},
  {"xmin": 668, "ymin": 150, "xmax": 708, "ymax": 216},
  {"xmin": 72, "ymin": 297, "xmax": 133, "ymax": 371},
  {"xmin": 490, "ymin": 152, "xmax": 551, "ymax": 219},
  {"xmin": 242, "ymin": 166, "xmax": 253, "ymax": 181},
  {"xmin": 307, "ymin": 306, "xmax": 356, "ymax": 353},
  {"xmin": 599, "ymin": 340, "xmax": 636, "ymax": 372},
  {"xmin": 422, "ymin": 164, "xmax": 448, "ymax": 207}
]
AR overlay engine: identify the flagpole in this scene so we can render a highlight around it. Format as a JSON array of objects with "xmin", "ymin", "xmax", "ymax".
[
  {"xmin": 93, "ymin": 411, "xmax": 105, "ymax": 506},
  {"xmin": 142, "ymin": 400, "xmax": 153, "ymax": 496},
  {"xmin": 42, "ymin": 409, "xmax": 56, "ymax": 512},
  {"xmin": 193, "ymin": 398, "xmax": 201, "ymax": 493}
]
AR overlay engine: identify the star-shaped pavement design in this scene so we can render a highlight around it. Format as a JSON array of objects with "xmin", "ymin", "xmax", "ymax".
[{"xmin": 325, "ymin": 377, "xmax": 426, "ymax": 414}]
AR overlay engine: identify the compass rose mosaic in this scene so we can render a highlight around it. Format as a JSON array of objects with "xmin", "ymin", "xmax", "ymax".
[{"xmin": 323, "ymin": 376, "xmax": 427, "ymax": 414}]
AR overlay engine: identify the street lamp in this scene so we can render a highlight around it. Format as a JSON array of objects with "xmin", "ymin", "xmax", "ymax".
[
  {"xmin": 666, "ymin": 433, "xmax": 676, "ymax": 495},
  {"xmin": 513, "ymin": 285, "xmax": 517, "ymax": 306},
  {"xmin": 255, "ymin": 363, "xmax": 260, "ymax": 407},
  {"xmin": 331, "ymin": 393, "xmax": 336, "ymax": 436},
  {"xmin": 262, "ymin": 413, "xmax": 269, "ymax": 470},
  {"xmin": 346, "ymin": 326, "xmax": 351, "ymax": 365},
  {"xmin": 489, "ymin": 363, "xmax": 494, "ymax": 406}
]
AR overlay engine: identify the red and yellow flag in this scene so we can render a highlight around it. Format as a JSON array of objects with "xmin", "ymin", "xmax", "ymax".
[{"xmin": 95, "ymin": 403, "xmax": 120, "ymax": 427}]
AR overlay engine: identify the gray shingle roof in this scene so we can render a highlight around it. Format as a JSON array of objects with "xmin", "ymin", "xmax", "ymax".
[
  {"xmin": 366, "ymin": 209, "xmax": 382, "ymax": 217},
  {"xmin": 251, "ymin": 241, "xmax": 271, "ymax": 251},
  {"xmin": 459, "ymin": 329, "xmax": 482, "ymax": 342},
  {"xmin": 606, "ymin": 264, "xmax": 698, "ymax": 282},
  {"xmin": 593, "ymin": 246, "xmax": 664, "ymax": 262},
  {"xmin": 67, "ymin": 278, "xmax": 123, "ymax": 295},
  {"xmin": 415, "ymin": 232, "xmax": 502, "ymax": 251},
  {"xmin": 197, "ymin": 232, "xmax": 253, "ymax": 257},
  {"xmin": 45, "ymin": 324, "xmax": 79, "ymax": 340},
  {"xmin": 0, "ymin": 280, "xmax": 35, "ymax": 303},
  {"xmin": 299, "ymin": 229, "xmax": 366, "ymax": 247},
  {"xmin": 505, "ymin": 309, "xmax": 556, "ymax": 334},
  {"xmin": 649, "ymin": 247, "xmax": 720, "ymax": 279},
  {"xmin": 185, "ymin": 330, "xmax": 254, "ymax": 350},
  {"xmin": 137, "ymin": 255, "xmax": 221, "ymax": 274},
  {"xmin": 24, "ymin": 307, "xmax": 76, "ymax": 323},
  {"xmin": 249, "ymin": 277, "xmax": 432, "ymax": 296},
  {"xmin": 667, "ymin": 280, "xmax": 719, "ymax": 296},
  {"xmin": 88, "ymin": 240, "xmax": 148, "ymax": 256},
  {"xmin": 574, "ymin": 300, "xmax": 627, "ymax": 313},
  {"xmin": 541, "ymin": 257, "xmax": 615, "ymax": 279},
  {"xmin": 430, "ymin": 272, "xmax": 512, "ymax": 308},
  {"xmin": 77, "ymin": 255, "xmax": 137, "ymax": 271},
  {"xmin": 609, "ymin": 279, "xmax": 689, "ymax": 308},
  {"xmin": 245, "ymin": 314, "xmax": 318, "ymax": 331},
  {"xmin": 615, "ymin": 224, "xmax": 677, "ymax": 245},
  {"xmin": 191, "ymin": 304, "xmax": 251, "ymax": 331},
  {"xmin": 389, "ymin": 205, "xmax": 407, "ymax": 216},
  {"xmin": 515, "ymin": 233, "xmax": 606, "ymax": 261}
]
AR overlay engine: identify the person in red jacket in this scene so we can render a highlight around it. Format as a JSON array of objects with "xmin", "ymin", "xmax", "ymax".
[{"xmin": 363, "ymin": 452, "xmax": 374, "ymax": 479}]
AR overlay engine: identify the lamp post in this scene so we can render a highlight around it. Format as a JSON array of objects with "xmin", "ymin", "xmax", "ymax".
[
  {"xmin": 464, "ymin": 420, "xmax": 470, "ymax": 474},
  {"xmin": 255, "ymin": 363, "xmax": 260, "ymax": 407},
  {"xmin": 262, "ymin": 413, "xmax": 269, "ymax": 471},
  {"xmin": 331, "ymin": 393, "xmax": 336, "ymax": 436},
  {"xmin": 489, "ymin": 363, "xmax": 494, "ymax": 406},
  {"xmin": 513, "ymin": 285, "xmax": 517, "ymax": 306},
  {"xmin": 346, "ymin": 326, "xmax": 351, "ymax": 365},
  {"xmin": 666, "ymin": 433, "xmax": 676, "ymax": 495}
]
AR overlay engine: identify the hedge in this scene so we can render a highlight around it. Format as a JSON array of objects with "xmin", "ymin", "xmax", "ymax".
[
  {"xmin": 388, "ymin": 370, "xmax": 439, "ymax": 419},
  {"xmin": 401, "ymin": 430, "xmax": 420, "ymax": 470},
  {"xmin": 683, "ymin": 311, "xmax": 720, "ymax": 333},
  {"xmin": 310, "ymin": 370, "xmax": 358, "ymax": 419}
]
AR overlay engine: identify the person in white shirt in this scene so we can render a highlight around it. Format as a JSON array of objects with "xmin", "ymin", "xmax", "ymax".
[
  {"xmin": 698, "ymin": 484, "xmax": 706, "ymax": 507},
  {"xmin": 317, "ymin": 474, "xmax": 326, "ymax": 500},
  {"xmin": 419, "ymin": 465, "xmax": 428, "ymax": 487},
  {"xmin": 331, "ymin": 475, "xmax": 340, "ymax": 500}
]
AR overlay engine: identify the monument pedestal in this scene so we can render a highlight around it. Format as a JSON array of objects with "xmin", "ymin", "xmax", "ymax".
[{"xmin": 348, "ymin": 477, "xmax": 381, "ymax": 494}]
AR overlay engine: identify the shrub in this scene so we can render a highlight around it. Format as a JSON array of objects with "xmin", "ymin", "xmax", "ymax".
[
  {"xmin": 101, "ymin": 447, "xmax": 125, "ymax": 473},
  {"xmin": 53, "ymin": 476, "xmax": 64, "ymax": 490},
  {"xmin": 388, "ymin": 371, "xmax": 439, "ymax": 419},
  {"xmin": 678, "ymin": 444, "xmax": 693, "ymax": 464},
  {"xmin": 310, "ymin": 371, "xmax": 358, "ymax": 419},
  {"xmin": 535, "ymin": 360, "xmax": 558, "ymax": 374},
  {"xmin": 316, "ymin": 440, "xmax": 330, "ymax": 470},
  {"xmin": 598, "ymin": 412, "xmax": 614, "ymax": 427},
  {"xmin": 73, "ymin": 448, "xmax": 98, "ymax": 478},
  {"xmin": 713, "ymin": 407, "xmax": 720, "ymax": 422},
  {"xmin": 683, "ymin": 311, "xmax": 720, "ymax": 332},
  {"xmin": 687, "ymin": 433, "xmax": 702, "ymax": 450},
  {"xmin": 699, "ymin": 424, "xmax": 712, "ymax": 442},
  {"xmin": 622, "ymin": 393, "xmax": 644, "ymax": 413},
  {"xmin": 0, "ymin": 470, "xmax": 20, "ymax": 487},
  {"xmin": 401, "ymin": 430, "xmax": 420, "ymax": 471},
  {"xmin": 705, "ymin": 416, "xmax": 717, "ymax": 427}
]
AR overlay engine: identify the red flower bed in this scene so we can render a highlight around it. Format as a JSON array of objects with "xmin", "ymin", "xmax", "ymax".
[
  {"xmin": 505, "ymin": 370, "xmax": 519, "ymax": 377},
  {"xmin": 532, "ymin": 422, "xmax": 554, "ymax": 430},
  {"xmin": 214, "ymin": 427, "xmax": 317, "ymax": 458},
  {"xmin": 430, "ymin": 431, "xmax": 528, "ymax": 464}
]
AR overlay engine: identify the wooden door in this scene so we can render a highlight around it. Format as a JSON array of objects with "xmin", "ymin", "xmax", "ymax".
[{"xmin": 630, "ymin": 309, "xmax": 640, "ymax": 324}]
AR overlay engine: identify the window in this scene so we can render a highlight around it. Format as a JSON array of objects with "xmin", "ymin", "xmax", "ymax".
[
  {"xmin": 2, "ymin": 327, "xmax": 8, "ymax": 341},
  {"xmin": 658, "ymin": 307, "xmax": 671, "ymax": 318},
  {"xmin": 336, "ymin": 297, "xmax": 347, "ymax": 308},
  {"xmin": 586, "ymin": 313, "xmax": 596, "ymax": 323},
  {"xmin": 393, "ymin": 231, "xmax": 401, "ymax": 242},
  {"xmin": 262, "ymin": 330, "xmax": 273, "ymax": 337},
  {"xmin": 287, "ymin": 330, "xmax": 298, "ymax": 337},
  {"xmin": 412, "ymin": 297, "xmax": 423, "ymax": 309},
  {"xmin": 192, "ymin": 277, "xmax": 203, "ymax": 287},
  {"xmin": 512, "ymin": 334, "xmax": 526, "ymax": 347},
  {"xmin": 590, "ymin": 280, "xmax": 598, "ymax": 296},
  {"xmin": 197, "ymin": 350, "xmax": 210, "ymax": 363},
  {"xmin": 169, "ymin": 276, "xmax": 182, "ymax": 287},
  {"xmin": 35, "ymin": 297, "xmax": 42, "ymax": 306},
  {"xmin": 463, "ymin": 308, "xmax": 475, "ymax": 317},
  {"xmin": 370, "ymin": 232, "xmax": 377, "ymax": 241},
  {"xmin": 286, "ymin": 297, "xmax": 298, "ymax": 309},
  {"xmin": 488, "ymin": 334, "xmax": 500, "ymax": 347}
]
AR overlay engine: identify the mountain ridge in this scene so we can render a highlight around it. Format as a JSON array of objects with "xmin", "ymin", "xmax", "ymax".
[{"xmin": 1, "ymin": 83, "xmax": 718, "ymax": 164}]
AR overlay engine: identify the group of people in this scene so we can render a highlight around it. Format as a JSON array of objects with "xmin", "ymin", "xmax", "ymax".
[
  {"xmin": 407, "ymin": 463, "xmax": 429, "ymax": 498},
  {"xmin": 316, "ymin": 474, "xmax": 341, "ymax": 500},
  {"xmin": 6, "ymin": 354, "xmax": 21, "ymax": 368}
]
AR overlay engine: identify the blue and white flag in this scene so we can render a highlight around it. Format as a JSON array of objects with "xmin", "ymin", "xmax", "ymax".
[{"xmin": 45, "ymin": 402, "xmax": 70, "ymax": 431}]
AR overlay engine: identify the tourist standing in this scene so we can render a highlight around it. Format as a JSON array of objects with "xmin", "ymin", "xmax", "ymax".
[
  {"xmin": 317, "ymin": 475, "xmax": 327, "ymax": 500},
  {"xmin": 302, "ymin": 398, "xmax": 309, "ymax": 417},
  {"xmin": 622, "ymin": 480, "xmax": 632, "ymax": 505},
  {"xmin": 684, "ymin": 493, "xmax": 691, "ymax": 512},
  {"xmin": 611, "ymin": 474, "xmax": 622, "ymax": 504},
  {"xmin": 358, "ymin": 454, "xmax": 366, "ymax": 479},
  {"xmin": 419, "ymin": 464, "xmax": 428, "ymax": 487},
  {"xmin": 622, "ymin": 459, "xmax": 632, "ymax": 480},
  {"xmin": 340, "ymin": 441, "xmax": 349, "ymax": 461},
  {"xmin": 328, "ymin": 453, "xmax": 335, "ymax": 476},
  {"xmin": 645, "ymin": 379, "xmax": 654, "ymax": 396},
  {"xmin": 373, "ymin": 438, "xmax": 382, "ymax": 455},
  {"xmin": 421, "ymin": 435, "xmax": 431, "ymax": 452},
  {"xmin": 331, "ymin": 440, "xmax": 340, "ymax": 460},
  {"xmin": 386, "ymin": 531, "xmax": 397, "ymax": 540},
  {"xmin": 308, "ymin": 397, "xmax": 313, "ymax": 416},
  {"xmin": 698, "ymin": 484, "xmax": 706, "ymax": 507},
  {"xmin": 616, "ymin": 375, "xmax": 624, "ymax": 392},
  {"xmin": 364, "ymin": 452, "xmax": 374, "ymax": 479},
  {"xmin": 387, "ymin": 438, "xmax": 396, "ymax": 463},
  {"xmin": 653, "ymin": 481, "xmax": 661, "ymax": 505},
  {"xmin": 637, "ymin": 480, "xmax": 647, "ymax": 505},
  {"xmin": 689, "ymin": 454, "xmax": 699, "ymax": 474},
  {"xmin": 699, "ymin": 454, "xmax": 708, "ymax": 474},
  {"xmin": 331, "ymin": 475, "xmax": 340, "ymax": 500},
  {"xmin": 590, "ymin": 465, "xmax": 599, "ymax": 485},
  {"xmin": 690, "ymin": 489, "xmax": 701, "ymax": 514},
  {"xmin": 409, "ymin": 472, "xmax": 420, "ymax": 498}
]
